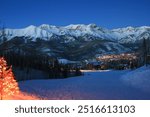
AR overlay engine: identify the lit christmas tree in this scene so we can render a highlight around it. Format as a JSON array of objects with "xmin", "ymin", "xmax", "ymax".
[{"xmin": 0, "ymin": 57, "xmax": 19, "ymax": 100}]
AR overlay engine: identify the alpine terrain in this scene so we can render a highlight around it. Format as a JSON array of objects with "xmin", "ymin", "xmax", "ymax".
[{"xmin": 0, "ymin": 24, "xmax": 150, "ymax": 61}]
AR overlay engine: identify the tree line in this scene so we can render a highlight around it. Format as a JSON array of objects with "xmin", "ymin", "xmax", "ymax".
[{"xmin": 0, "ymin": 50, "xmax": 82, "ymax": 81}]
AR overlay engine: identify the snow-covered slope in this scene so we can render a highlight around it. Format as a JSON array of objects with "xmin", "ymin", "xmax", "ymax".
[
  {"xmin": 18, "ymin": 70, "xmax": 150, "ymax": 99},
  {"xmin": 5, "ymin": 25, "xmax": 53, "ymax": 41},
  {"xmin": 112, "ymin": 26, "xmax": 150, "ymax": 43},
  {"xmin": 121, "ymin": 66, "xmax": 150, "ymax": 93}
]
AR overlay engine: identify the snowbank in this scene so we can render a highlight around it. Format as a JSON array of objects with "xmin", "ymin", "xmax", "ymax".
[{"xmin": 121, "ymin": 66, "xmax": 150, "ymax": 93}]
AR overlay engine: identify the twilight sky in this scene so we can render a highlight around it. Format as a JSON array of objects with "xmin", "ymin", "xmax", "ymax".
[{"xmin": 0, "ymin": 0, "xmax": 150, "ymax": 29}]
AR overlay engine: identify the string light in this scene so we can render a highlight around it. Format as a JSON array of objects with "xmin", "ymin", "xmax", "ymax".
[{"xmin": 0, "ymin": 57, "xmax": 19, "ymax": 100}]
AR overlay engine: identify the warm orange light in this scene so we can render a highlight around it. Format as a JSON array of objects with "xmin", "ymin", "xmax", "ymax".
[
  {"xmin": 0, "ymin": 57, "xmax": 19, "ymax": 100},
  {"xmin": 0, "ymin": 57, "xmax": 39, "ymax": 100}
]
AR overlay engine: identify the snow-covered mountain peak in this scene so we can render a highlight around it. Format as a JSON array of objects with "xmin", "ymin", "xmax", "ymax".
[
  {"xmin": 87, "ymin": 24, "xmax": 105, "ymax": 31},
  {"xmin": 112, "ymin": 26, "xmax": 135, "ymax": 32},
  {"xmin": 23, "ymin": 25, "xmax": 40, "ymax": 33},
  {"xmin": 25, "ymin": 25, "xmax": 36, "ymax": 28},
  {"xmin": 87, "ymin": 23, "xmax": 97, "ymax": 27},
  {"xmin": 1, "ymin": 24, "xmax": 150, "ymax": 43},
  {"xmin": 137, "ymin": 26, "xmax": 150, "ymax": 29},
  {"xmin": 39, "ymin": 24, "xmax": 58, "ymax": 29},
  {"xmin": 64, "ymin": 24, "xmax": 108, "ymax": 37},
  {"xmin": 112, "ymin": 26, "xmax": 150, "ymax": 32},
  {"xmin": 1, "ymin": 24, "xmax": 150, "ymax": 61},
  {"xmin": 65, "ymin": 24, "xmax": 87, "ymax": 30}
]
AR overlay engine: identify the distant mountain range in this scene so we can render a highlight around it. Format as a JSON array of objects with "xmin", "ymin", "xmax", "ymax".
[{"xmin": 0, "ymin": 24, "xmax": 150, "ymax": 61}]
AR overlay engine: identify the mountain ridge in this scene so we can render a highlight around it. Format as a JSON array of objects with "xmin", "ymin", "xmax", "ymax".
[
  {"xmin": 3, "ymin": 24, "xmax": 150, "ymax": 43},
  {"xmin": 0, "ymin": 24, "xmax": 150, "ymax": 61}
]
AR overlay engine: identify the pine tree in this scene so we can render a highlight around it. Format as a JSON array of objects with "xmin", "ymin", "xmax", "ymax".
[{"xmin": 0, "ymin": 57, "xmax": 19, "ymax": 99}]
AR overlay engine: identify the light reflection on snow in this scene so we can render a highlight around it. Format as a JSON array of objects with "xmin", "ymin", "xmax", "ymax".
[
  {"xmin": 2, "ymin": 92, "xmax": 40, "ymax": 100},
  {"xmin": 81, "ymin": 70, "xmax": 111, "ymax": 72}
]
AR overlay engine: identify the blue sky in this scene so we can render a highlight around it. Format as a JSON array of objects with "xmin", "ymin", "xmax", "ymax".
[{"xmin": 0, "ymin": 0, "xmax": 150, "ymax": 29}]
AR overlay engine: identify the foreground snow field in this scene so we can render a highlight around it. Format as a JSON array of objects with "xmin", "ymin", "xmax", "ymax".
[
  {"xmin": 17, "ymin": 68, "xmax": 150, "ymax": 100},
  {"xmin": 121, "ymin": 66, "xmax": 150, "ymax": 94}
]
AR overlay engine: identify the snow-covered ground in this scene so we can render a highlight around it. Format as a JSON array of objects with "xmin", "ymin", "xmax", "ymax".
[
  {"xmin": 6, "ymin": 92, "xmax": 39, "ymax": 100},
  {"xmin": 121, "ymin": 66, "xmax": 150, "ymax": 94},
  {"xmin": 18, "ymin": 68, "xmax": 150, "ymax": 100}
]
